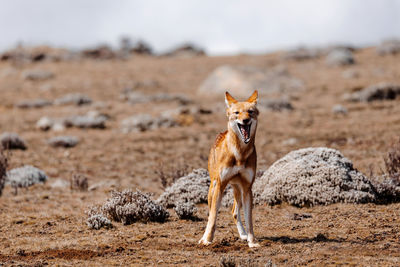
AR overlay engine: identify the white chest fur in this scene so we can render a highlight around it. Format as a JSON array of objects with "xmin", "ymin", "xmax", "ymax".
[{"xmin": 220, "ymin": 166, "xmax": 254, "ymax": 184}]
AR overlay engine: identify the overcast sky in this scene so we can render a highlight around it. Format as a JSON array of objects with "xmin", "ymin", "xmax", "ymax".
[{"xmin": 0, "ymin": 0, "xmax": 399, "ymax": 55}]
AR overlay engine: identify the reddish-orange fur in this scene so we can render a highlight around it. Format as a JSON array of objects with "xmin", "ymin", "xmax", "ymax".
[{"xmin": 199, "ymin": 90, "xmax": 260, "ymax": 248}]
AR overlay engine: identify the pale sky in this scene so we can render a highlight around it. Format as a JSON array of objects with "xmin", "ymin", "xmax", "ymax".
[{"xmin": 0, "ymin": 0, "xmax": 399, "ymax": 55}]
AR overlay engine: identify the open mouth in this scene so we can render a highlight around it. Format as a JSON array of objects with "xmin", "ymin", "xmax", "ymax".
[{"xmin": 237, "ymin": 122, "xmax": 252, "ymax": 144}]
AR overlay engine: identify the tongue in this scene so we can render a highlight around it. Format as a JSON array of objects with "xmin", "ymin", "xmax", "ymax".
[{"xmin": 241, "ymin": 126, "xmax": 249, "ymax": 140}]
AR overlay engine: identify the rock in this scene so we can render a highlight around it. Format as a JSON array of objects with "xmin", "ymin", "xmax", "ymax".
[
  {"xmin": 37, "ymin": 111, "xmax": 108, "ymax": 131},
  {"xmin": 21, "ymin": 69, "xmax": 54, "ymax": 81},
  {"xmin": 344, "ymin": 83, "xmax": 400, "ymax": 102},
  {"xmin": 342, "ymin": 69, "xmax": 359, "ymax": 79},
  {"xmin": 50, "ymin": 178, "xmax": 69, "ymax": 189},
  {"xmin": 66, "ymin": 114, "xmax": 107, "ymax": 129},
  {"xmin": 282, "ymin": 138, "xmax": 298, "ymax": 146},
  {"xmin": 326, "ymin": 49, "xmax": 355, "ymax": 66},
  {"xmin": 163, "ymin": 43, "xmax": 205, "ymax": 57},
  {"xmin": 81, "ymin": 45, "xmax": 115, "ymax": 60},
  {"xmin": 332, "ymin": 104, "xmax": 348, "ymax": 115},
  {"xmin": 0, "ymin": 132, "xmax": 27, "ymax": 150},
  {"xmin": 6, "ymin": 165, "xmax": 48, "ymax": 188},
  {"xmin": 252, "ymin": 147, "xmax": 376, "ymax": 207},
  {"xmin": 198, "ymin": 65, "xmax": 304, "ymax": 97},
  {"xmin": 130, "ymin": 41, "xmax": 153, "ymax": 55},
  {"xmin": 122, "ymin": 91, "xmax": 191, "ymax": 105},
  {"xmin": 157, "ymin": 168, "xmax": 210, "ymax": 208},
  {"xmin": 1, "ymin": 45, "xmax": 75, "ymax": 63},
  {"xmin": 15, "ymin": 99, "xmax": 52, "ymax": 109},
  {"xmin": 259, "ymin": 98, "xmax": 293, "ymax": 111},
  {"xmin": 54, "ymin": 93, "xmax": 92, "ymax": 106},
  {"xmin": 283, "ymin": 47, "xmax": 321, "ymax": 61},
  {"xmin": 47, "ymin": 136, "xmax": 79, "ymax": 148},
  {"xmin": 36, "ymin": 117, "xmax": 54, "ymax": 131},
  {"xmin": 121, "ymin": 113, "xmax": 177, "ymax": 133},
  {"xmin": 376, "ymin": 39, "xmax": 400, "ymax": 56}
]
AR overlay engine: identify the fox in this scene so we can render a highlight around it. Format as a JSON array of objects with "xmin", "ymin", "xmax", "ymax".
[{"xmin": 199, "ymin": 90, "xmax": 260, "ymax": 248}]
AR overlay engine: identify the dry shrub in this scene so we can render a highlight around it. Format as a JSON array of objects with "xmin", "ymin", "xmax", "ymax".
[
  {"xmin": 155, "ymin": 161, "xmax": 190, "ymax": 189},
  {"xmin": 70, "ymin": 173, "xmax": 89, "ymax": 191},
  {"xmin": 157, "ymin": 168, "xmax": 210, "ymax": 208},
  {"xmin": 370, "ymin": 139, "xmax": 400, "ymax": 203},
  {"xmin": 384, "ymin": 139, "xmax": 400, "ymax": 182},
  {"xmin": 0, "ymin": 148, "xmax": 8, "ymax": 196},
  {"xmin": 87, "ymin": 214, "xmax": 112, "ymax": 230},
  {"xmin": 92, "ymin": 189, "xmax": 169, "ymax": 225},
  {"xmin": 219, "ymin": 255, "xmax": 276, "ymax": 267},
  {"xmin": 174, "ymin": 201, "xmax": 197, "ymax": 220}
]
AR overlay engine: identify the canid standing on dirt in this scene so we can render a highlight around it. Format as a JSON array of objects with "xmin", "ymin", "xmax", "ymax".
[{"xmin": 199, "ymin": 90, "xmax": 260, "ymax": 248}]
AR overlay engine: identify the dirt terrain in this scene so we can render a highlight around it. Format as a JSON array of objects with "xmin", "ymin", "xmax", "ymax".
[{"xmin": 0, "ymin": 46, "xmax": 400, "ymax": 266}]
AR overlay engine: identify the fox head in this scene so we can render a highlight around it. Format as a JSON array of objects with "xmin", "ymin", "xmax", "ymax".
[{"xmin": 225, "ymin": 90, "xmax": 259, "ymax": 144}]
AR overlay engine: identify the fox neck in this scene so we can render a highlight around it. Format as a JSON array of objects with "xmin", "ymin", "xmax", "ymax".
[{"xmin": 227, "ymin": 121, "xmax": 256, "ymax": 162}]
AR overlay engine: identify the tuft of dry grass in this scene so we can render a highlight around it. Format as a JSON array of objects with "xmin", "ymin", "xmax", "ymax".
[
  {"xmin": 70, "ymin": 173, "xmax": 89, "ymax": 191},
  {"xmin": 155, "ymin": 161, "xmax": 190, "ymax": 189},
  {"xmin": 384, "ymin": 138, "xmax": 400, "ymax": 184},
  {"xmin": 0, "ymin": 148, "xmax": 8, "ymax": 196}
]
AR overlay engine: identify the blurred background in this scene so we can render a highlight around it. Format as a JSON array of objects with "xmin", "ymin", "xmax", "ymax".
[{"xmin": 1, "ymin": 0, "xmax": 399, "ymax": 55}]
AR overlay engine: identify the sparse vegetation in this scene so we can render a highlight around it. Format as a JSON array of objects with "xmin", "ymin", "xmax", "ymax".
[
  {"xmin": 87, "ymin": 214, "xmax": 113, "ymax": 230},
  {"xmin": 174, "ymin": 201, "xmax": 197, "ymax": 220},
  {"xmin": 0, "ymin": 148, "xmax": 8, "ymax": 196},
  {"xmin": 370, "ymin": 139, "xmax": 400, "ymax": 203},
  {"xmin": 89, "ymin": 189, "xmax": 169, "ymax": 226},
  {"xmin": 70, "ymin": 173, "xmax": 89, "ymax": 191},
  {"xmin": 219, "ymin": 255, "xmax": 276, "ymax": 267}
]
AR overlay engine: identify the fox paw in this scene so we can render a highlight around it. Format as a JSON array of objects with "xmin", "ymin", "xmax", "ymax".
[
  {"xmin": 248, "ymin": 242, "xmax": 260, "ymax": 248},
  {"xmin": 198, "ymin": 238, "xmax": 212, "ymax": 246},
  {"xmin": 239, "ymin": 234, "xmax": 248, "ymax": 240}
]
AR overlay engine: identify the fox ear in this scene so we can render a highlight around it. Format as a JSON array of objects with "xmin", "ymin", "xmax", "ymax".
[
  {"xmin": 225, "ymin": 91, "xmax": 238, "ymax": 107},
  {"xmin": 246, "ymin": 90, "xmax": 258, "ymax": 104}
]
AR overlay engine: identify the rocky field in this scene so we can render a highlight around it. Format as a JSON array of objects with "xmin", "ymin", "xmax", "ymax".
[{"xmin": 0, "ymin": 43, "xmax": 400, "ymax": 266}]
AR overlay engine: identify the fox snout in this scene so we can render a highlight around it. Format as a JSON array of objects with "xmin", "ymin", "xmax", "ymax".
[{"xmin": 242, "ymin": 118, "xmax": 251, "ymax": 125}]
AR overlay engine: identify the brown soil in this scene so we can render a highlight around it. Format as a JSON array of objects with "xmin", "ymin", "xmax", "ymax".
[{"xmin": 1, "ymin": 47, "xmax": 400, "ymax": 266}]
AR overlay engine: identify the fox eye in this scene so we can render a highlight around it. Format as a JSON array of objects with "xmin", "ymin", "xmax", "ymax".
[
  {"xmin": 248, "ymin": 110, "xmax": 254, "ymax": 114},
  {"xmin": 234, "ymin": 111, "xmax": 239, "ymax": 115}
]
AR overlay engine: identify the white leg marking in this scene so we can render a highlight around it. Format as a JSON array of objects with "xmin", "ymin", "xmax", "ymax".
[
  {"xmin": 235, "ymin": 204, "xmax": 247, "ymax": 240},
  {"xmin": 243, "ymin": 190, "xmax": 260, "ymax": 248}
]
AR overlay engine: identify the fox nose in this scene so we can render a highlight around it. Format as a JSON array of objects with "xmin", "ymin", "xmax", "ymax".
[{"xmin": 242, "ymin": 118, "xmax": 250, "ymax": 125}]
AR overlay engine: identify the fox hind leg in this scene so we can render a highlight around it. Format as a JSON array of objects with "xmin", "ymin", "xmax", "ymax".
[{"xmin": 231, "ymin": 184, "xmax": 247, "ymax": 240}]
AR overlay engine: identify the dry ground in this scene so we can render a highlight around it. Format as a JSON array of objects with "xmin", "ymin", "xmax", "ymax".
[{"xmin": 0, "ymin": 47, "xmax": 399, "ymax": 266}]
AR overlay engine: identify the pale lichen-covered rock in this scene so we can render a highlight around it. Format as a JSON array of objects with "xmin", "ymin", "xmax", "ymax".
[
  {"xmin": 6, "ymin": 165, "xmax": 48, "ymax": 188},
  {"xmin": 1, "ymin": 132, "xmax": 27, "ymax": 150},
  {"xmin": 157, "ymin": 168, "xmax": 210, "ymax": 208},
  {"xmin": 376, "ymin": 39, "xmax": 400, "ymax": 56},
  {"xmin": 121, "ymin": 113, "xmax": 177, "ymax": 133},
  {"xmin": 54, "ymin": 93, "xmax": 92, "ymax": 106},
  {"xmin": 344, "ymin": 83, "xmax": 400, "ymax": 102},
  {"xmin": 253, "ymin": 147, "xmax": 376, "ymax": 207},
  {"xmin": 198, "ymin": 65, "xmax": 304, "ymax": 97},
  {"xmin": 326, "ymin": 49, "xmax": 355, "ymax": 66},
  {"xmin": 21, "ymin": 69, "xmax": 54, "ymax": 81},
  {"xmin": 48, "ymin": 136, "xmax": 79, "ymax": 148},
  {"xmin": 15, "ymin": 99, "xmax": 52, "ymax": 109}
]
